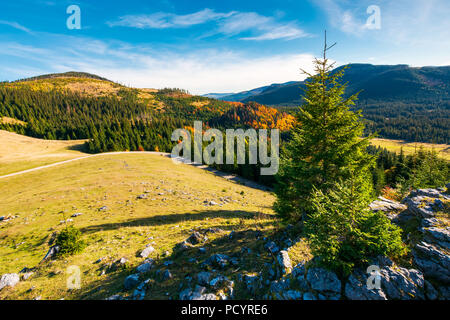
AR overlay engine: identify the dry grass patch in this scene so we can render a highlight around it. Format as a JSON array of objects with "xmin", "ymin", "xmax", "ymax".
[{"xmin": 370, "ymin": 138, "xmax": 450, "ymax": 161}]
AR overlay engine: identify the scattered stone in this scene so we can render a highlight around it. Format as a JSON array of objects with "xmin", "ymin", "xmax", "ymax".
[
  {"xmin": 186, "ymin": 232, "xmax": 207, "ymax": 245},
  {"xmin": 277, "ymin": 250, "xmax": 292, "ymax": 275},
  {"xmin": 0, "ymin": 273, "xmax": 20, "ymax": 290},
  {"xmin": 124, "ymin": 274, "xmax": 140, "ymax": 290},
  {"xmin": 306, "ymin": 268, "xmax": 341, "ymax": 297},
  {"xmin": 197, "ymin": 272, "xmax": 212, "ymax": 286},
  {"xmin": 71, "ymin": 213, "xmax": 83, "ymax": 217},
  {"xmin": 136, "ymin": 262, "xmax": 153, "ymax": 274},
  {"xmin": 209, "ymin": 275, "xmax": 228, "ymax": 288},
  {"xmin": 205, "ymin": 254, "xmax": 230, "ymax": 269},
  {"xmin": 137, "ymin": 194, "xmax": 148, "ymax": 200},
  {"xmin": 205, "ymin": 227, "xmax": 223, "ymax": 234},
  {"xmin": 41, "ymin": 245, "xmax": 60, "ymax": 262},
  {"xmin": 140, "ymin": 246, "xmax": 155, "ymax": 258},
  {"xmin": 264, "ymin": 241, "xmax": 280, "ymax": 254},
  {"xmin": 176, "ymin": 241, "xmax": 193, "ymax": 251},
  {"xmin": 99, "ymin": 206, "xmax": 108, "ymax": 212}
]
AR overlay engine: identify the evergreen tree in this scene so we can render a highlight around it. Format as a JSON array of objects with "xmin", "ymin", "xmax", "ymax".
[{"xmin": 274, "ymin": 48, "xmax": 376, "ymax": 222}]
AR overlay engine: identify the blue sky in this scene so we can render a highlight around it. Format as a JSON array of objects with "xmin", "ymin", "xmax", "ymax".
[{"xmin": 0, "ymin": 0, "xmax": 449, "ymax": 94}]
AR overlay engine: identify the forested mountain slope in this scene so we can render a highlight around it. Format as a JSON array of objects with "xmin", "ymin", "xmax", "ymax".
[{"xmin": 217, "ymin": 64, "xmax": 450, "ymax": 143}]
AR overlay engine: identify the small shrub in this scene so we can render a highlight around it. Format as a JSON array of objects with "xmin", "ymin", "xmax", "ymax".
[{"xmin": 55, "ymin": 226, "xmax": 87, "ymax": 257}]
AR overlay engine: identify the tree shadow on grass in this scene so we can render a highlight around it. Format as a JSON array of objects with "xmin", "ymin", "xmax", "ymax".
[
  {"xmin": 80, "ymin": 209, "xmax": 275, "ymax": 234},
  {"xmin": 73, "ymin": 219, "xmax": 285, "ymax": 300}
]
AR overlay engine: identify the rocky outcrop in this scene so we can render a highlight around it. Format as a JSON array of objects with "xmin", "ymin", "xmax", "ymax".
[{"xmin": 401, "ymin": 187, "xmax": 450, "ymax": 298}]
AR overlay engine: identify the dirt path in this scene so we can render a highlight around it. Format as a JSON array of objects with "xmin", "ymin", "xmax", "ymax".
[{"xmin": 0, "ymin": 151, "xmax": 272, "ymax": 191}]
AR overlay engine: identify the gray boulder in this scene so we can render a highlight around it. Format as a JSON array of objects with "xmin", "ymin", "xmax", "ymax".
[
  {"xmin": 413, "ymin": 242, "xmax": 450, "ymax": 284},
  {"xmin": 379, "ymin": 265, "xmax": 425, "ymax": 300},
  {"xmin": 124, "ymin": 274, "xmax": 140, "ymax": 290},
  {"xmin": 306, "ymin": 268, "xmax": 341, "ymax": 296},
  {"xmin": 197, "ymin": 272, "xmax": 212, "ymax": 286},
  {"xmin": 345, "ymin": 269, "xmax": 387, "ymax": 300},
  {"xmin": 136, "ymin": 262, "xmax": 153, "ymax": 274},
  {"xmin": 205, "ymin": 254, "xmax": 229, "ymax": 269},
  {"xmin": 370, "ymin": 197, "xmax": 407, "ymax": 212}
]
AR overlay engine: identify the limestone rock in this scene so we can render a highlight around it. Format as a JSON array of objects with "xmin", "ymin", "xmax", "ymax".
[
  {"xmin": 306, "ymin": 268, "xmax": 341, "ymax": 296},
  {"xmin": 140, "ymin": 246, "xmax": 155, "ymax": 258},
  {"xmin": 0, "ymin": 273, "xmax": 20, "ymax": 290},
  {"xmin": 276, "ymin": 250, "xmax": 292, "ymax": 274},
  {"xmin": 345, "ymin": 269, "xmax": 387, "ymax": 300}
]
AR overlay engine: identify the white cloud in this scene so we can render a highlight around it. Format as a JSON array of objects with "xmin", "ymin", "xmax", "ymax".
[
  {"xmin": 0, "ymin": 20, "xmax": 31, "ymax": 33},
  {"xmin": 313, "ymin": 0, "xmax": 450, "ymax": 45},
  {"xmin": 108, "ymin": 9, "xmax": 310, "ymax": 41},
  {"xmin": 0, "ymin": 38, "xmax": 316, "ymax": 94}
]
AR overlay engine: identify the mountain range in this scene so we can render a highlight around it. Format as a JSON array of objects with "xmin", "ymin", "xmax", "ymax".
[{"xmin": 205, "ymin": 64, "xmax": 450, "ymax": 106}]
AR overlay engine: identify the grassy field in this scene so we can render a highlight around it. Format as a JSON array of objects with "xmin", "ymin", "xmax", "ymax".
[
  {"xmin": 0, "ymin": 130, "xmax": 87, "ymax": 176},
  {"xmin": 0, "ymin": 152, "xmax": 310, "ymax": 300},
  {"xmin": 370, "ymin": 138, "xmax": 450, "ymax": 161}
]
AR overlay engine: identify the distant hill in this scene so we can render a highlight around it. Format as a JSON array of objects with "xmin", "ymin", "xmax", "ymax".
[
  {"xmin": 204, "ymin": 81, "xmax": 298, "ymax": 102},
  {"xmin": 15, "ymin": 71, "xmax": 112, "ymax": 82}
]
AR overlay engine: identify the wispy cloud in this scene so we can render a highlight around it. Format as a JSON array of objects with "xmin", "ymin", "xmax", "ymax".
[
  {"xmin": 107, "ymin": 8, "xmax": 232, "ymax": 29},
  {"xmin": 108, "ymin": 8, "xmax": 310, "ymax": 41},
  {"xmin": 0, "ymin": 20, "xmax": 32, "ymax": 33}
]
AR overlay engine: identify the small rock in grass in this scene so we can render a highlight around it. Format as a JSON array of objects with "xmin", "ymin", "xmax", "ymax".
[
  {"xmin": 124, "ymin": 274, "xmax": 140, "ymax": 290},
  {"xmin": 140, "ymin": 246, "xmax": 155, "ymax": 258},
  {"xmin": 0, "ymin": 273, "xmax": 20, "ymax": 290}
]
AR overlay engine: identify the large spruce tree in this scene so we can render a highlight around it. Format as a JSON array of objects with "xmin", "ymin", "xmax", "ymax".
[{"xmin": 274, "ymin": 48, "xmax": 376, "ymax": 222}]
